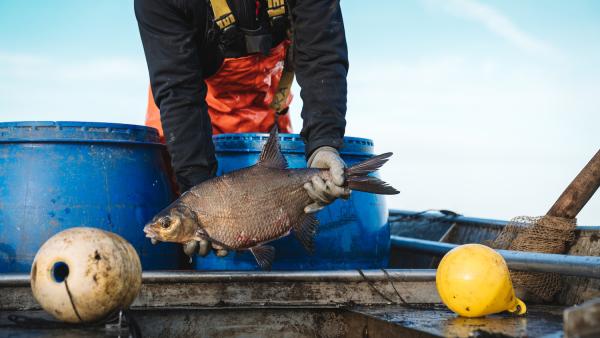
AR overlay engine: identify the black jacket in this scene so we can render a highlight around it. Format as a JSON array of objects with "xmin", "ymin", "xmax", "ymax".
[{"xmin": 135, "ymin": 0, "xmax": 348, "ymax": 192}]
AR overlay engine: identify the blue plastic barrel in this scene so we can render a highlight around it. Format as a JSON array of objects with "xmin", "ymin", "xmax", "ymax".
[
  {"xmin": 195, "ymin": 133, "xmax": 390, "ymax": 270},
  {"xmin": 0, "ymin": 121, "xmax": 181, "ymax": 272}
]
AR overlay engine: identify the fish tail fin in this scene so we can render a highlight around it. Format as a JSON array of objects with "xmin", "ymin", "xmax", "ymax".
[{"xmin": 345, "ymin": 152, "xmax": 400, "ymax": 195}]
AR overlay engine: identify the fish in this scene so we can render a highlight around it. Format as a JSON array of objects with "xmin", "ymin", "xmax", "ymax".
[{"xmin": 143, "ymin": 127, "xmax": 399, "ymax": 270}]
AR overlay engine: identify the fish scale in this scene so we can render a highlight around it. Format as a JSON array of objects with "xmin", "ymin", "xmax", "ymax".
[{"xmin": 143, "ymin": 126, "xmax": 399, "ymax": 270}]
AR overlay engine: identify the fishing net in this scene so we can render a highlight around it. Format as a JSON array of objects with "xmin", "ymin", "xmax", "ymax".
[{"xmin": 490, "ymin": 215, "xmax": 576, "ymax": 302}]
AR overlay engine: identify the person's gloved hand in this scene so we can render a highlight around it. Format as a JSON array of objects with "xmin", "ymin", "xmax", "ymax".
[
  {"xmin": 179, "ymin": 170, "xmax": 229, "ymax": 260},
  {"xmin": 304, "ymin": 146, "xmax": 351, "ymax": 214},
  {"xmin": 183, "ymin": 239, "xmax": 228, "ymax": 259}
]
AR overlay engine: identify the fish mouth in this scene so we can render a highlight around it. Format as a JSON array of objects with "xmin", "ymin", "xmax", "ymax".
[{"xmin": 143, "ymin": 225, "xmax": 160, "ymax": 245}]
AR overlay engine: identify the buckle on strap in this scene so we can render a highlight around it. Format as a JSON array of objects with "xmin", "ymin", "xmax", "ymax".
[
  {"xmin": 209, "ymin": 0, "xmax": 236, "ymax": 30},
  {"xmin": 267, "ymin": 0, "xmax": 286, "ymax": 18},
  {"xmin": 276, "ymin": 107, "xmax": 289, "ymax": 116},
  {"xmin": 215, "ymin": 13, "xmax": 236, "ymax": 30}
]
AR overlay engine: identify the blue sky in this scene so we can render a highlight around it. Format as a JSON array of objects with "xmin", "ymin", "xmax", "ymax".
[{"xmin": 1, "ymin": 1, "xmax": 598, "ymax": 224}]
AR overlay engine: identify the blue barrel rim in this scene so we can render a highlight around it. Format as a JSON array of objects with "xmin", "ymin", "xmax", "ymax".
[
  {"xmin": 0, "ymin": 121, "xmax": 162, "ymax": 145},
  {"xmin": 0, "ymin": 123, "xmax": 375, "ymax": 154},
  {"xmin": 214, "ymin": 132, "xmax": 374, "ymax": 155}
]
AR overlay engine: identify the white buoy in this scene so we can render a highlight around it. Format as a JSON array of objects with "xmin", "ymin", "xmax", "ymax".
[{"xmin": 30, "ymin": 227, "xmax": 142, "ymax": 323}]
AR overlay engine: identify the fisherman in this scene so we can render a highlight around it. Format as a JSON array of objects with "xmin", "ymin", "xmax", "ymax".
[{"xmin": 135, "ymin": 0, "xmax": 349, "ymax": 257}]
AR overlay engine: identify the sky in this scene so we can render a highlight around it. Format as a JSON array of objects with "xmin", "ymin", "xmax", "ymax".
[{"xmin": 0, "ymin": 0, "xmax": 598, "ymax": 224}]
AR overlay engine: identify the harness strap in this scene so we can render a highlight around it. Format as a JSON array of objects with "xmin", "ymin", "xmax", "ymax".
[
  {"xmin": 271, "ymin": 62, "xmax": 294, "ymax": 113},
  {"xmin": 209, "ymin": 0, "xmax": 237, "ymax": 30},
  {"xmin": 210, "ymin": 0, "xmax": 287, "ymax": 31},
  {"xmin": 208, "ymin": 0, "xmax": 293, "ymax": 114},
  {"xmin": 268, "ymin": 0, "xmax": 293, "ymax": 113}
]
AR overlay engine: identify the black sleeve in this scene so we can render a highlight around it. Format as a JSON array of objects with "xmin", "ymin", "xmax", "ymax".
[
  {"xmin": 291, "ymin": 0, "xmax": 349, "ymax": 158},
  {"xmin": 135, "ymin": 0, "xmax": 217, "ymax": 192}
]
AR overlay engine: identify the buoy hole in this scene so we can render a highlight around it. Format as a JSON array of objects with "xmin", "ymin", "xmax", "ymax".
[{"xmin": 52, "ymin": 261, "xmax": 69, "ymax": 283}]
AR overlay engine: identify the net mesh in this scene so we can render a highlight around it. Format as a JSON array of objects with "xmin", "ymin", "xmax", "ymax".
[{"xmin": 489, "ymin": 215, "xmax": 576, "ymax": 302}]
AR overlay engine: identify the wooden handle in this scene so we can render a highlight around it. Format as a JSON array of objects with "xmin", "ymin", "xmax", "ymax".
[{"xmin": 547, "ymin": 149, "xmax": 600, "ymax": 219}]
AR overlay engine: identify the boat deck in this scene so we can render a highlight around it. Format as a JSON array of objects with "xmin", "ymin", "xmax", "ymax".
[
  {"xmin": 0, "ymin": 304, "xmax": 565, "ymax": 337},
  {"xmin": 0, "ymin": 270, "xmax": 567, "ymax": 337}
]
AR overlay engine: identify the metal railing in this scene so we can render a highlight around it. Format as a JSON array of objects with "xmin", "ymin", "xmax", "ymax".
[{"xmin": 391, "ymin": 235, "xmax": 600, "ymax": 279}]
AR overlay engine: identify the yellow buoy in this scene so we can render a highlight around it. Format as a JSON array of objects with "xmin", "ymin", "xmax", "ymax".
[
  {"xmin": 30, "ymin": 227, "xmax": 142, "ymax": 323},
  {"xmin": 436, "ymin": 243, "xmax": 526, "ymax": 318}
]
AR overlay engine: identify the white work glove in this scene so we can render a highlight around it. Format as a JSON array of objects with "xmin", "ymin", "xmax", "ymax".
[{"xmin": 303, "ymin": 146, "xmax": 351, "ymax": 214}]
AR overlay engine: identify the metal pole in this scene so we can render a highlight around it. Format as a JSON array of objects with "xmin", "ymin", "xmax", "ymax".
[
  {"xmin": 388, "ymin": 209, "xmax": 600, "ymax": 230},
  {"xmin": 142, "ymin": 269, "xmax": 436, "ymax": 283},
  {"xmin": 391, "ymin": 235, "xmax": 600, "ymax": 278}
]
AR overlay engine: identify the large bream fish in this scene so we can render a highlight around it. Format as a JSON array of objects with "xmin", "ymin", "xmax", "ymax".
[{"xmin": 143, "ymin": 127, "xmax": 399, "ymax": 269}]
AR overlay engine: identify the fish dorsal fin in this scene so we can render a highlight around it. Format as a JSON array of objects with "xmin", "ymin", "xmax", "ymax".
[{"xmin": 258, "ymin": 125, "xmax": 288, "ymax": 169}]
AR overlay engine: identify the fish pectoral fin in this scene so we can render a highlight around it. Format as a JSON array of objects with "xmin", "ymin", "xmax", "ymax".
[
  {"xmin": 250, "ymin": 245, "xmax": 276, "ymax": 270},
  {"xmin": 257, "ymin": 125, "xmax": 288, "ymax": 169},
  {"xmin": 293, "ymin": 214, "xmax": 319, "ymax": 254},
  {"xmin": 194, "ymin": 229, "xmax": 211, "ymax": 242}
]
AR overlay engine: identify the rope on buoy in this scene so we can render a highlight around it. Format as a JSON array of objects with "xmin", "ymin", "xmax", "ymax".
[{"xmin": 64, "ymin": 279, "xmax": 83, "ymax": 322}]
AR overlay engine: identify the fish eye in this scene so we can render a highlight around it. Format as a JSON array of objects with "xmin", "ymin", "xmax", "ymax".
[{"xmin": 161, "ymin": 216, "xmax": 172, "ymax": 229}]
